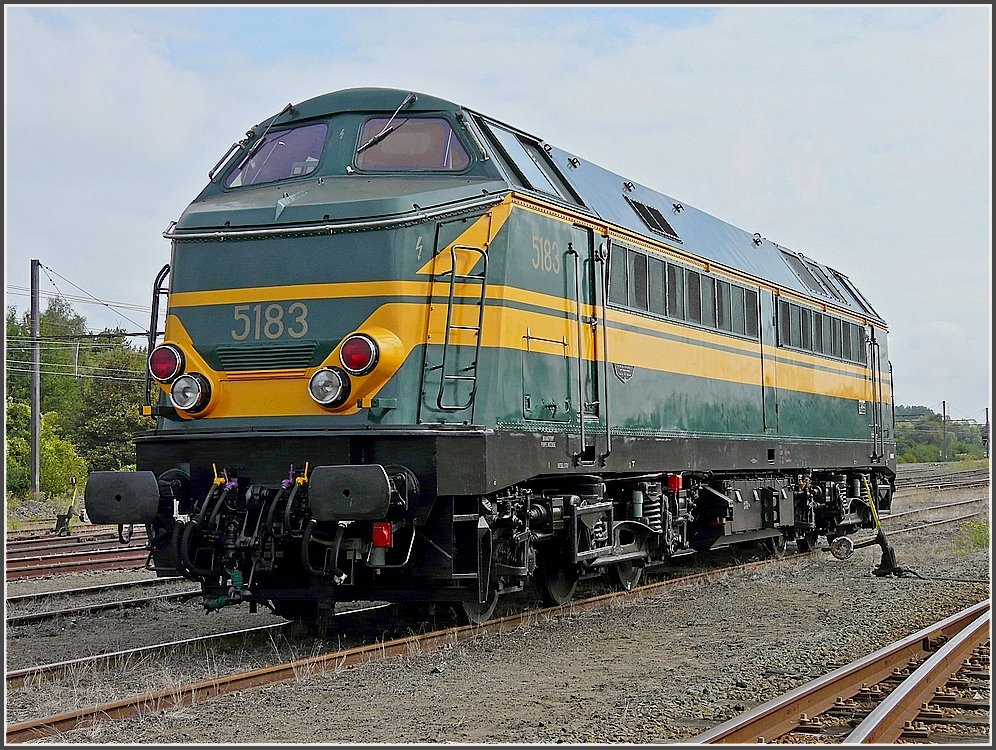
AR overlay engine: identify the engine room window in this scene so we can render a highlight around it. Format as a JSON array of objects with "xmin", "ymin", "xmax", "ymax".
[
  {"xmin": 225, "ymin": 123, "xmax": 328, "ymax": 188},
  {"xmin": 609, "ymin": 244, "xmax": 628, "ymax": 306},
  {"xmin": 355, "ymin": 117, "xmax": 470, "ymax": 171},
  {"xmin": 649, "ymin": 258, "xmax": 666, "ymax": 316},
  {"xmin": 667, "ymin": 263, "xmax": 685, "ymax": 320},
  {"xmin": 628, "ymin": 250, "xmax": 649, "ymax": 311}
]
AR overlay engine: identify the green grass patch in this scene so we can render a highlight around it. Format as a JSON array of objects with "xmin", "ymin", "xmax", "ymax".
[{"xmin": 958, "ymin": 519, "xmax": 990, "ymax": 550}]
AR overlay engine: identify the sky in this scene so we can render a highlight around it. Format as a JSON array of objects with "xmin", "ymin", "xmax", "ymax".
[{"xmin": 4, "ymin": 4, "xmax": 992, "ymax": 423}]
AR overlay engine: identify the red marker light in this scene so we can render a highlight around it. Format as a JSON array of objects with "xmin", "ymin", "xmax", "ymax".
[
  {"xmin": 372, "ymin": 521, "xmax": 393, "ymax": 548},
  {"xmin": 149, "ymin": 345, "xmax": 184, "ymax": 383},
  {"xmin": 339, "ymin": 334, "xmax": 378, "ymax": 375}
]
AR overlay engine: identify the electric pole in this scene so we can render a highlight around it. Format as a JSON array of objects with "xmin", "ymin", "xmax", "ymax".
[
  {"xmin": 985, "ymin": 407, "xmax": 990, "ymax": 459},
  {"xmin": 30, "ymin": 258, "xmax": 41, "ymax": 496},
  {"xmin": 941, "ymin": 400, "xmax": 947, "ymax": 462}
]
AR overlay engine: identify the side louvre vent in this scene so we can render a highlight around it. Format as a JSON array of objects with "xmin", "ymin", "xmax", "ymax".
[
  {"xmin": 216, "ymin": 341, "xmax": 319, "ymax": 370},
  {"xmin": 624, "ymin": 196, "xmax": 682, "ymax": 243}
]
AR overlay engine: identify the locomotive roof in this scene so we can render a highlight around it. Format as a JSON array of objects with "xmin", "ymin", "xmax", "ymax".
[{"xmin": 203, "ymin": 87, "xmax": 885, "ymax": 324}]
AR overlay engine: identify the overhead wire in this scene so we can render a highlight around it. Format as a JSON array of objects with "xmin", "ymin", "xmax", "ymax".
[{"xmin": 39, "ymin": 264, "xmax": 148, "ymax": 331}]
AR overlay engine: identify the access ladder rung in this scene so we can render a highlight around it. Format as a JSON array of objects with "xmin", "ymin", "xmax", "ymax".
[
  {"xmin": 449, "ymin": 324, "xmax": 481, "ymax": 332},
  {"xmin": 444, "ymin": 375, "xmax": 477, "ymax": 382}
]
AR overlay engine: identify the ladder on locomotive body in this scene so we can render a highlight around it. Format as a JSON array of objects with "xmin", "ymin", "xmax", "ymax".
[{"xmin": 435, "ymin": 244, "xmax": 489, "ymax": 411}]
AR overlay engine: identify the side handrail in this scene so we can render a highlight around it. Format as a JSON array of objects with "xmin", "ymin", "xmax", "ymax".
[
  {"xmin": 144, "ymin": 264, "xmax": 171, "ymax": 409},
  {"xmin": 568, "ymin": 242, "xmax": 587, "ymax": 464},
  {"xmin": 597, "ymin": 240, "xmax": 612, "ymax": 464}
]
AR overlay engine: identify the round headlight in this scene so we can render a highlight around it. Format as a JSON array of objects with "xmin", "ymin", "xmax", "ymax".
[
  {"xmin": 149, "ymin": 344, "xmax": 184, "ymax": 383},
  {"xmin": 339, "ymin": 334, "xmax": 379, "ymax": 375},
  {"xmin": 308, "ymin": 367, "xmax": 351, "ymax": 407},
  {"xmin": 170, "ymin": 373, "xmax": 211, "ymax": 413}
]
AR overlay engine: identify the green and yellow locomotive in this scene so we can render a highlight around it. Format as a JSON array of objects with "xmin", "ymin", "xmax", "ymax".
[{"xmin": 86, "ymin": 87, "xmax": 896, "ymax": 625}]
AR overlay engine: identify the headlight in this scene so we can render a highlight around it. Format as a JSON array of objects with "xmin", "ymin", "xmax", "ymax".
[
  {"xmin": 149, "ymin": 344, "xmax": 184, "ymax": 383},
  {"xmin": 170, "ymin": 373, "xmax": 211, "ymax": 413},
  {"xmin": 339, "ymin": 334, "xmax": 379, "ymax": 375},
  {"xmin": 308, "ymin": 367, "xmax": 351, "ymax": 407}
]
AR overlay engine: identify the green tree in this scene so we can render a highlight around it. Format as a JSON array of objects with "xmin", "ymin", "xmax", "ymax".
[
  {"xmin": 6, "ymin": 299, "xmax": 89, "ymax": 418},
  {"xmin": 5, "ymin": 399, "xmax": 31, "ymax": 496},
  {"xmin": 4, "ymin": 398, "xmax": 87, "ymax": 498},
  {"xmin": 894, "ymin": 405, "xmax": 986, "ymax": 462},
  {"xmin": 69, "ymin": 339, "xmax": 154, "ymax": 471},
  {"xmin": 40, "ymin": 413, "xmax": 88, "ymax": 495}
]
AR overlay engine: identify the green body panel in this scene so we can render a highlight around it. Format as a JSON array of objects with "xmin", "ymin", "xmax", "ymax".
[{"xmin": 161, "ymin": 203, "xmax": 888, "ymax": 456}]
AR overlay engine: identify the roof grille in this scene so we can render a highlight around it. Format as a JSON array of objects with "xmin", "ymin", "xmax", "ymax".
[
  {"xmin": 216, "ymin": 340, "xmax": 319, "ymax": 370},
  {"xmin": 624, "ymin": 196, "xmax": 682, "ymax": 243}
]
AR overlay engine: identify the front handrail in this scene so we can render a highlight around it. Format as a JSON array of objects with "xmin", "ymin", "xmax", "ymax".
[{"xmin": 144, "ymin": 264, "xmax": 171, "ymax": 409}]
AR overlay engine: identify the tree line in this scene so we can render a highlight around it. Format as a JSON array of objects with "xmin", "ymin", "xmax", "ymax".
[
  {"xmin": 5, "ymin": 298, "xmax": 153, "ymax": 498},
  {"xmin": 4, "ymin": 297, "xmax": 989, "ymax": 501},
  {"xmin": 894, "ymin": 404, "xmax": 988, "ymax": 463}
]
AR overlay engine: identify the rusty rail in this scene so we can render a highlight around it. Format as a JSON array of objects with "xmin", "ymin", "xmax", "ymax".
[{"xmin": 691, "ymin": 599, "xmax": 990, "ymax": 744}]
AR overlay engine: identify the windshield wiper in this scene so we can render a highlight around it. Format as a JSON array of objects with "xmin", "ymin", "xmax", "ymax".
[
  {"xmin": 356, "ymin": 92, "xmax": 417, "ymax": 154},
  {"xmin": 233, "ymin": 102, "xmax": 295, "ymax": 173}
]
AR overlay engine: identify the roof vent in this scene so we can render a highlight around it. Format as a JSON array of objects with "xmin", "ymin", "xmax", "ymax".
[{"xmin": 624, "ymin": 196, "xmax": 682, "ymax": 243}]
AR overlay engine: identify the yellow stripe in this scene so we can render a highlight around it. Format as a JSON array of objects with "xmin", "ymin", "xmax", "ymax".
[{"xmin": 164, "ymin": 299, "xmax": 887, "ymax": 419}]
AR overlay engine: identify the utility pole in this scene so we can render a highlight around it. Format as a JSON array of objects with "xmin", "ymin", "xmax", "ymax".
[
  {"xmin": 30, "ymin": 258, "xmax": 41, "ymax": 496},
  {"xmin": 941, "ymin": 400, "xmax": 947, "ymax": 462},
  {"xmin": 985, "ymin": 407, "xmax": 990, "ymax": 459}
]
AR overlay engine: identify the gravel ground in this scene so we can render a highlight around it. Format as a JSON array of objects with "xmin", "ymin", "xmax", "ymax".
[{"xmin": 6, "ymin": 477, "xmax": 988, "ymax": 745}]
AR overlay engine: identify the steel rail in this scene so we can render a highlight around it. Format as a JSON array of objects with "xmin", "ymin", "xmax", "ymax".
[
  {"xmin": 690, "ymin": 599, "xmax": 990, "ymax": 744},
  {"xmin": 842, "ymin": 608, "xmax": 991, "ymax": 744},
  {"xmin": 5, "ymin": 549, "xmax": 149, "ymax": 580},
  {"xmin": 5, "ymin": 622, "xmax": 290, "ymax": 691},
  {"xmin": 6, "ymin": 534, "xmax": 149, "ymax": 557},
  {"xmin": 5, "ymin": 502, "xmax": 986, "ymax": 742},
  {"xmin": 885, "ymin": 496, "xmax": 988, "ymax": 520},
  {"xmin": 5, "ymin": 589, "xmax": 202, "ymax": 626},
  {"xmin": 5, "ymin": 576, "xmax": 181, "ymax": 604},
  {"xmin": 3, "ymin": 556, "xmax": 800, "ymax": 744},
  {"xmin": 889, "ymin": 511, "xmax": 986, "ymax": 536}
]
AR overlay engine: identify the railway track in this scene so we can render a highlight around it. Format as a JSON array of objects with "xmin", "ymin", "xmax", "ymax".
[
  {"xmin": 4, "ymin": 546, "xmax": 151, "ymax": 581},
  {"xmin": 5, "ymin": 529, "xmax": 149, "ymax": 555},
  {"xmin": 691, "ymin": 599, "xmax": 990, "ymax": 744},
  {"xmin": 895, "ymin": 467, "xmax": 990, "ymax": 491},
  {"xmin": 5, "ymin": 509, "xmax": 988, "ymax": 745},
  {"xmin": 7, "ymin": 495, "xmax": 986, "ymax": 628}
]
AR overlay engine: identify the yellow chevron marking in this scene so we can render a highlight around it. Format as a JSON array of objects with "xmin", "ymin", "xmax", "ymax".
[{"xmin": 415, "ymin": 197, "xmax": 514, "ymax": 277}]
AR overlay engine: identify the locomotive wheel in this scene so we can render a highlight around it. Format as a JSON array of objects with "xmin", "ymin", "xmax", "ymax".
[
  {"xmin": 795, "ymin": 532, "xmax": 819, "ymax": 553},
  {"xmin": 534, "ymin": 552, "xmax": 579, "ymax": 606},
  {"xmin": 606, "ymin": 560, "xmax": 643, "ymax": 591},
  {"xmin": 271, "ymin": 600, "xmax": 334, "ymax": 638},
  {"xmin": 760, "ymin": 535, "xmax": 787, "ymax": 559},
  {"xmin": 455, "ymin": 588, "xmax": 499, "ymax": 625}
]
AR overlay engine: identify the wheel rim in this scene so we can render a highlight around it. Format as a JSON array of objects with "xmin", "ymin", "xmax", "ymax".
[
  {"xmin": 796, "ymin": 532, "xmax": 818, "ymax": 553},
  {"xmin": 763, "ymin": 535, "xmax": 787, "ymax": 558},
  {"xmin": 607, "ymin": 561, "xmax": 643, "ymax": 591},
  {"xmin": 535, "ymin": 557, "xmax": 579, "ymax": 606},
  {"xmin": 456, "ymin": 589, "xmax": 499, "ymax": 625}
]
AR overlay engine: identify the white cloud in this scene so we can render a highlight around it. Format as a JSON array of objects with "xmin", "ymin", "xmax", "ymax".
[{"xmin": 5, "ymin": 5, "xmax": 991, "ymax": 420}]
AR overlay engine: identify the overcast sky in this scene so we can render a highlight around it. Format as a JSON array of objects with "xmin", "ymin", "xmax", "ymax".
[{"xmin": 4, "ymin": 5, "xmax": 991, "ymax": 423}]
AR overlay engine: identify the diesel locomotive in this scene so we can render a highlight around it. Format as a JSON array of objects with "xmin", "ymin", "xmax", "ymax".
[{"xmin": 85, "ymin": 87, "xmax": 897, "ymax": 626}]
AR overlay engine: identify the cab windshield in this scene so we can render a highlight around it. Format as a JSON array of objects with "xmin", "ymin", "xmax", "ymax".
[
  {"xmin": 354, "ymin": 117, "xmax": 470, "ymax": 171},
  {"xmin": 225, "ymin": 122, "xmax": 328, "ymax": 188}
]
